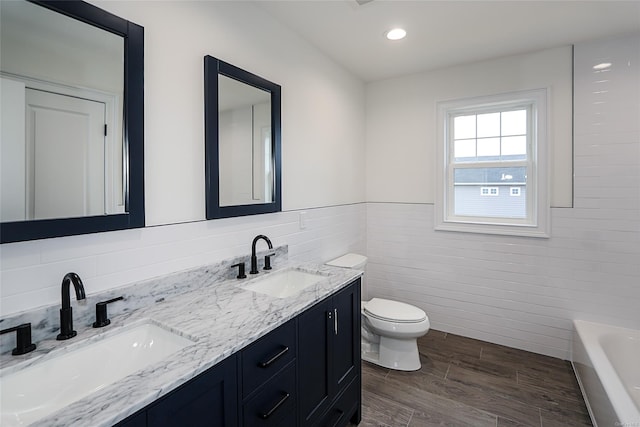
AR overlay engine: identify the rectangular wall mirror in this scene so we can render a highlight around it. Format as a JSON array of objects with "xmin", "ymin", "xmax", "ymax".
[
  {"xmin": 204, "ymin": 56, "xmax": 281, "ymax": 219},
  {"xmin": 0, "ymin": 0, "xmax": 144, "ymax": 243}
]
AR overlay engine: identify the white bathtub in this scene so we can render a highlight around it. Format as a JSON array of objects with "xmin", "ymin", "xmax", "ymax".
[{"xmin": 572, "ymin": 320, "xmax": 640, "ymax": 427}]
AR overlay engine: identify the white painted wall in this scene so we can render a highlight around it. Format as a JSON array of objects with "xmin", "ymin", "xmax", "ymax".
[
  {"xmin": 0, "ymin": 1, "xmax": 366, "ymax": 316},
  {"xmin": 365, "ymin": 35, "xmax": 640, "ymax": 359},
  {"xmin": 366, "ymin": 46, "xmax": 573, "ymax": 208},
  {"xmin": 90, "ymin": 0, "xmax": 366, "ymax": 225}
]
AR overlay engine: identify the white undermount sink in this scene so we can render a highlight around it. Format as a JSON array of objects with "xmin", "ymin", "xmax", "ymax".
[
  {"xmin": 0, "ymin": 321, "xmax": 194, "ymax": 427},
  {"xmin": 242, "ymin": 269, "xmax": 327, "ymax": 298}
]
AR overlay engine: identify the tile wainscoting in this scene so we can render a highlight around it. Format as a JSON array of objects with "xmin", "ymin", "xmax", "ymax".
[
  {"xmin": 0, "ymin": 204, "xmax": 366, "ymax": 316},
  {"xmin": 366, "ymin": 201, "xmax": 639, "ymax": 360}
]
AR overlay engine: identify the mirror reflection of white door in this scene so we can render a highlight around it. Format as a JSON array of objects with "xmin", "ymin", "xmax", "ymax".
[
  {"xmin": 255, "ymin": 126, "xmax": 272, "ymax": 202},
  {"xmin": 251, "ymin": 102, "xmax": 271, "ymax": 203},
  {"xmin": 26, "ymin": 88, "xmax": 106, "ymax": 220},
  {"xmin": 0, "ymin": 77, "xmax": 27, "ymax": 222}
]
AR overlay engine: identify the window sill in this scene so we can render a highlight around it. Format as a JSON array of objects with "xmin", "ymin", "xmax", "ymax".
[{"xmin": 435, "ymin": 221, "xmax": 550, "ymax": 238}]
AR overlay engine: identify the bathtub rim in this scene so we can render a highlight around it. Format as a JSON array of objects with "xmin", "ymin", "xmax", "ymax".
[{"xmin": 572, "ymin": 319, "xmax": 640, "ymax": 426}]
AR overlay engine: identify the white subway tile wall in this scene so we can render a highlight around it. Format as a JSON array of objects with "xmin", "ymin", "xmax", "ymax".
[
  {"xmin": 365, "ymin": 34, "xmax": 640, "ymax": 360},
  {"xmin": 0, "ymin": 204, "xmax": 366, "ymax": 316}
]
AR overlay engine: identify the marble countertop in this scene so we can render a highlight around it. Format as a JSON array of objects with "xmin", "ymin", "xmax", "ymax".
[{"xmin": 1, "ymin": 260, "xmax": 362, "ymax": 427}]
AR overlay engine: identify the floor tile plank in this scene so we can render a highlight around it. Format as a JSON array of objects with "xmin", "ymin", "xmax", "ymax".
[
  {"xmin": 408, "ymin": 409, "xmax": 496, "ymax": 427},
  {"xmin": 363, "ymin": 369, "xmax": 497, "ymax": 427},
  {"xmin": 361, "ymin": 388, "xmax": 414, "ymax": 427},
  {"xmin": 539, "ymin": 406, "xmax": 593, "ymax": 427},
  {"xmin": 356, "ymin": 330, "xmax": 592, "ymax": 427}
]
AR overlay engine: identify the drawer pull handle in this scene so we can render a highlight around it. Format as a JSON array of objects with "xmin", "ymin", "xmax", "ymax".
[
  {"xmin": 327, "ymin": 409, "xmax": 344, "ymax": 427},
  {"xmin": 258, "ymin": 346, "xmax": 289, "ymax": 368},
  {"xmin": 259, "ymin": 392, "xmax": 290, "ymax": 419}
]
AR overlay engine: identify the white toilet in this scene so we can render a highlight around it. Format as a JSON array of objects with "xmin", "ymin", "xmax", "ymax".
[{"xmin": 326, "ymin": 253, "xmax": 430, "ymax": 371}]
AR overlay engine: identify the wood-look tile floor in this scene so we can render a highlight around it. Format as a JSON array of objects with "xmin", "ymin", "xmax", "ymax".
[{"xmin": 354, "ymin": 330, "xmax": 592, "ymax": 427}]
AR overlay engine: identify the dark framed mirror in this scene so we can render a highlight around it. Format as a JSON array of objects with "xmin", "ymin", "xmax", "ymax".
[
  {"xmin": 0, "ymin": 0, "xmax": 144, "ymax": 243},
  {"xmin": 204, "ymin": 56, "xmax": 281, "ymax": 219}
]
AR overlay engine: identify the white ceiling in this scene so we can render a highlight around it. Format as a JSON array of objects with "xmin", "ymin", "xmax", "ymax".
[{"xmin": 257, "ymin": 0, "xmax": 640, "ymax": 82}]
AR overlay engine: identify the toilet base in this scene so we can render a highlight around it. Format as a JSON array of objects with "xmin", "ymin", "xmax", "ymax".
[{"xmin": 361, "ymin": 336, "xmax": 421, "ymax": 371}]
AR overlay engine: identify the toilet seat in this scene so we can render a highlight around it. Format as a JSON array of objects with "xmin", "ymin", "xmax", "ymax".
[{"xmin": 363, "ymin": 298, "xmax": 427, "ymax": 323}]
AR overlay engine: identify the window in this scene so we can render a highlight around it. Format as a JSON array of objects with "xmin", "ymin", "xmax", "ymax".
[
  {"xmin": 480, "ymin": 187, "xmax": 499, "ymax": 196},
  {"xmin": 435, "ymin": 89, "xmax": 549, "ymax": 237}
]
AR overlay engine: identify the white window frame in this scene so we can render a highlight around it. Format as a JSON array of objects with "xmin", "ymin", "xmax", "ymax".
[
  {"xmin": 510, "ymin": 187, "xmax": 521, "ymax": 197},
  {"xmin": 435, "ymin": 89, "xmax": 549, "ymax": 238}
]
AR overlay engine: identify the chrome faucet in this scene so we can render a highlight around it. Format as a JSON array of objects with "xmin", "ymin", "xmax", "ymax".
[
  {"xmin": 57, "ymin": 272, "xmax": 86, "ymax": 340},
  {"xmin": 250, "ymin": 235, "xmax": 273, "ymax": 274}
]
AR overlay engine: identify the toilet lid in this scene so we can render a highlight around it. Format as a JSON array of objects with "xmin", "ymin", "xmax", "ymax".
[
  {"xmin": 363, "ymin": 298, "xmax": 427, "ymax": 323},
  {"xmin": 326, "ymin": 253, "xmax": 367, "ymax": 269}
]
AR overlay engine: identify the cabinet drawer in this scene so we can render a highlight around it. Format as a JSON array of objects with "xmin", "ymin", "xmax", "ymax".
[
  {"xmin": 316, "ymin": 378, "xmax": 359, "ymax": 427},
  {"xmin": 242, "ymin": 319, "xmax": 296, "ymax": 397},
  {"xmin": 243, "ymin": 362, "xmax": 297, "ymax": 427}
]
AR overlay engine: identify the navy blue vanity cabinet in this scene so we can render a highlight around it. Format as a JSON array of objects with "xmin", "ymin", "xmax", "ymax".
[
  {"xmin": 146, "ymin": 354, "xmax": 238, "ymax": 426},
  {"xmin": 317, "ymin": 377, "xmax": 360, "ymax": 427},
  {"xmin": 242, "ymin": 362, "xmax": 297, "ymax": 426},
  {"xmin": 112, "ymin": 279, "xmax": 360, "ymax": 427},
  {"xmin": 113, "ymin": 355, "xmax": 238, "ymax": 427},
  {"xmin": 240, "ymin": 319, "xmax": 297, "ymax": 426},
  {"xmin": 332, "ymin": 280, "xmax": 360, "ymax": 395},
  {"xmin": 298, "ymin": 297, "xmax": 333, "ymax": 423},
  {"xmin": 299, "ymin": 279, "xmax": 361, "ymax": 427},
  {"xmin": 114, "ymin": 411, "xmax": 146, "ymax": 427}
]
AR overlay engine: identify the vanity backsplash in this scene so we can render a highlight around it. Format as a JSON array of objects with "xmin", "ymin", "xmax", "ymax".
[{"xmin": 0, "ymin": 245, "xmax": 288, "ymax": 355}]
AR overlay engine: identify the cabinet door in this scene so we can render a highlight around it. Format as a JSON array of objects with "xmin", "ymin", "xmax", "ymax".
[
  {"xmin": 147, "ymin": 355, "xmax": 238, "ymax": 427},
  {"xmin": 298, "ymin": 297, "xmax": 333, "ymax": 425},
  {"xmin": 317, "ymin": 377, "xmax": 359, "ymax": 427},
  {"xmin": 331, "ymin": 279, "xmax": 360, "ymax": 392}
]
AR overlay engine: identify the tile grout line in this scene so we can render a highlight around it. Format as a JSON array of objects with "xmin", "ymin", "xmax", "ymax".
[
  {"xmin": 406, "ymin": 409, "xmax": 415, "ymax": 427},
  {"xmin": 539, "ymin": 407, "xmax": 543, "ymax": 427}
]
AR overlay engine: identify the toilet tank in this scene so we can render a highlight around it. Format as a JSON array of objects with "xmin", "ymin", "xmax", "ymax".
[{"xmin": 326, "ymin": 253, "xmax": 367, "ymax": 270}]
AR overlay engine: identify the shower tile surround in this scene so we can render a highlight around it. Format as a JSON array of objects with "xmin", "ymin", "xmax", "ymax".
[{"xmin": 0, "ymin": 251, "xmax": 362, "ymax": 426}]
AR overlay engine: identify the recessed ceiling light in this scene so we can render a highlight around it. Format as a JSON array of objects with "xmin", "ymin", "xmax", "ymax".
[
  {"xmin": 593, "ymin": 62, "xmax": 612, "ymax": 70},
  {"xmin": 385, "ymin": 28, "xmax": 406, "ymax": 41}
]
